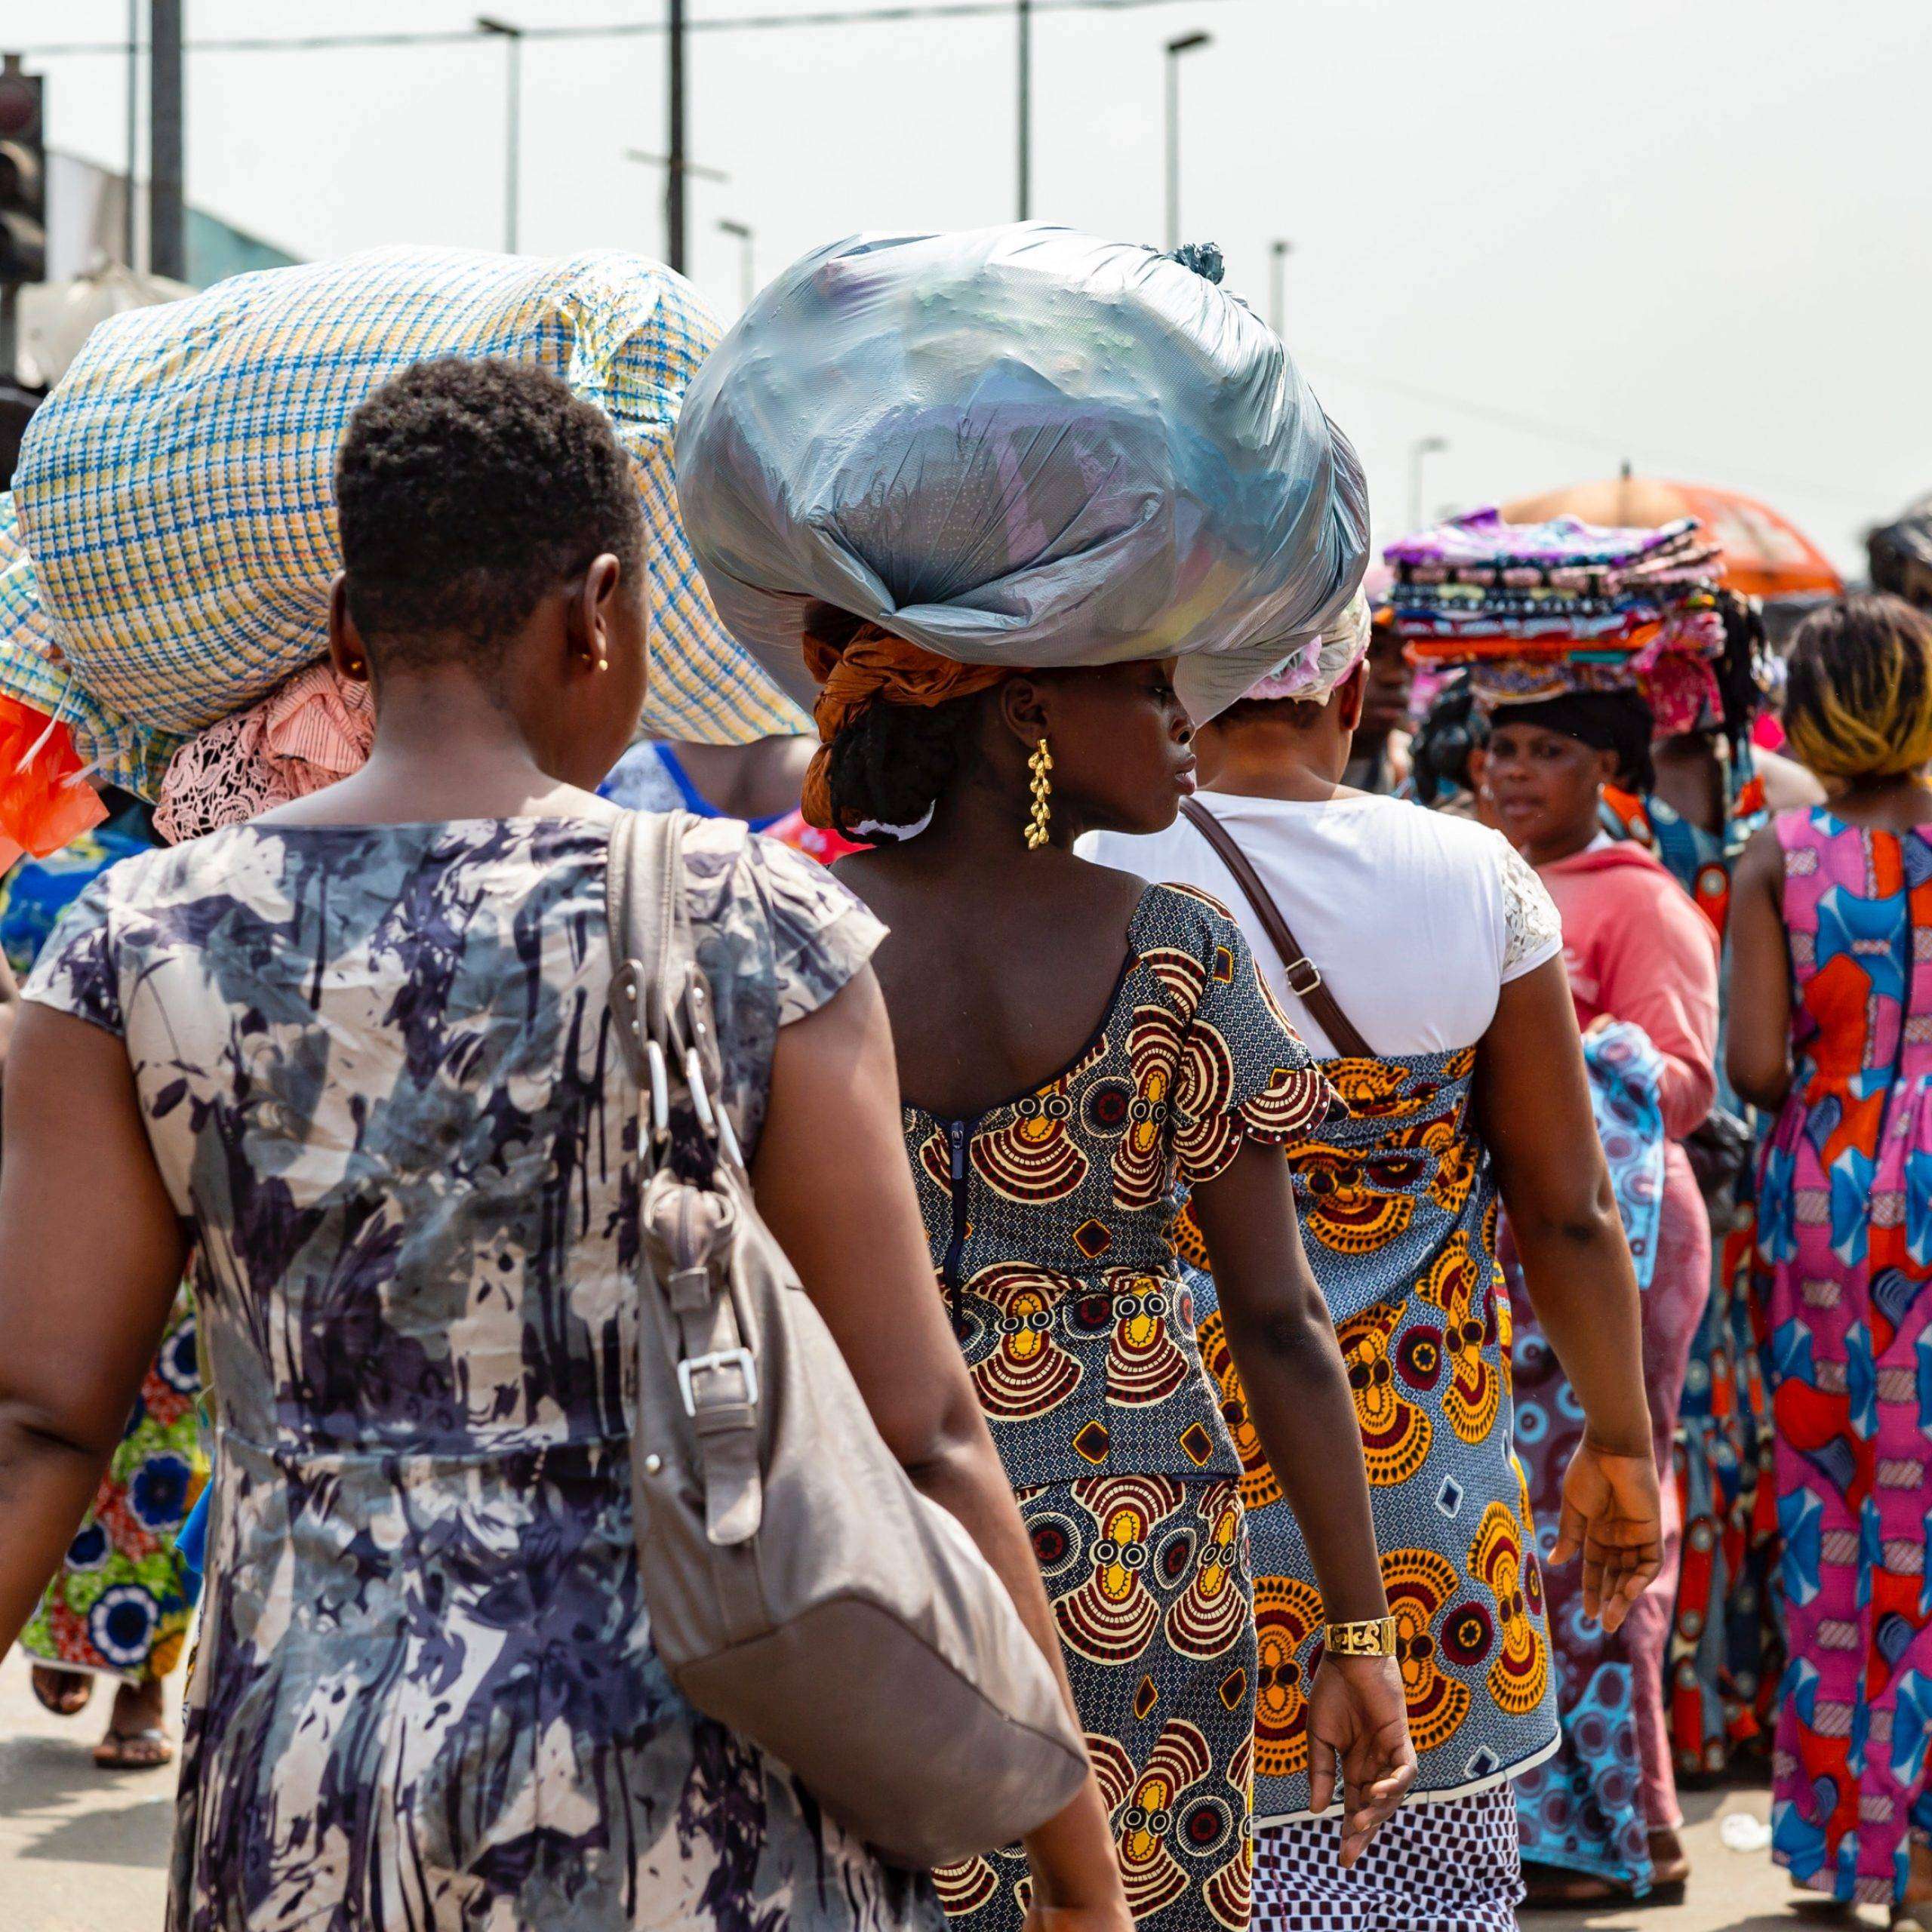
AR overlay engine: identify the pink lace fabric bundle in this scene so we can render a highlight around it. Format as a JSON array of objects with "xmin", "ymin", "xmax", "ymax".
[{"xmin": 154, "ymin": 663, "xmax": 374, "ymax": 844}]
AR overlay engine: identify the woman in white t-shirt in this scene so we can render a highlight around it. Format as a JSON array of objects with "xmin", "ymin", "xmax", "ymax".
[{"xmin": 1085, "ymin": 608, "xmax": 1663, "ymax": 1932}]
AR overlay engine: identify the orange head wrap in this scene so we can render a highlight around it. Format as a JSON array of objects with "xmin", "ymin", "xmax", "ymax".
[{"xmin": 800, "ymin": 623, "xmax": 1011, "ymax": 829}]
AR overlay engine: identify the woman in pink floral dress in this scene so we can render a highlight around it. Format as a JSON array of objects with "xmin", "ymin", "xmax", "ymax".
[{"xmin": 1728, "ymin": 594, "xmax": 1932, "ymax": 1925}]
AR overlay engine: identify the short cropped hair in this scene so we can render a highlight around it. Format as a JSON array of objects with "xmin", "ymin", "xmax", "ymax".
[{"xmin": 334, "ymin": 356, "xmax": 644, "ymax": 666}]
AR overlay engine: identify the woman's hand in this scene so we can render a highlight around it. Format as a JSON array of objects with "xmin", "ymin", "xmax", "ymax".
[
  {"xmin": 1552, "ymin": 1438, "xmax": 1663, "ymax": 1632},
  {"xmin": 1306, "ymin": 1654, "xmax": 1417, "ymax": 1866}
]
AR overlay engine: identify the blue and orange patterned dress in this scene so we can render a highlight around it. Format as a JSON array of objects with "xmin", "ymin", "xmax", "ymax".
[
  {"xmin": 901, "ymin": 883, "xmax": 1335, "ymax": 1932},
  {"xmin": 7, "ymin": 814, "xmax": 211, "ymax": 1693},
  {"xmin": 23, "ymin": 813, "xmax": 940, "ymax": 1932},
  {"xmin": 1756, "ymin": 806, "xmax": 1932, "ymax": 1909}
]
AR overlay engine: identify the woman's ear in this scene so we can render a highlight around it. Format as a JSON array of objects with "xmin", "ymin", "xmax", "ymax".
[
  {"xmin": 1337, "ymin": 663, "xmax": 1368, "ymax": 734},
  {"xmin": 1596, "ymin": 746, "xmax": 1623, "ymax": 790},
  {"xmin": 995, "ymin": 675, "xmax": 1050, "ymax": 748},
  {"xmin": 328, "ymin": 575, "xmax": 371, "ymax": 684},
  {"xmin": 568, "ymin": 555, "xmax": 623, "ymax": 672}
]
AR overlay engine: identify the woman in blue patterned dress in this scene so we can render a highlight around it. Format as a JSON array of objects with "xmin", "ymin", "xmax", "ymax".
[
  {"xmin": 0, "ymin": 359, "xmax": 1129, "ymax": 1932},
  {"xmin": 1090, "ymin": 611, "xmax": 1666, "ymax": 1932}
]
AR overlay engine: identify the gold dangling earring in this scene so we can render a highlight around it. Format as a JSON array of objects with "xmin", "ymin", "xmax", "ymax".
[{"xmin": 1025, "ymin": 737, "xmax": 1054, "ymax": 848}]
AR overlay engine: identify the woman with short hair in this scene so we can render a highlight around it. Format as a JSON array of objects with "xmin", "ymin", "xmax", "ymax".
[{"xmin": 0, "ymin": 356, "xmax": 1128, "ymax": 1932}]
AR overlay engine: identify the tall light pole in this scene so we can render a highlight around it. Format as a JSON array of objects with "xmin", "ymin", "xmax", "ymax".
[
  {"xmin": 1015, "ymin": 0, "xmax": 1032, "ymax": 220},
  {"xmin": 666, "ymin": 0, "xmax": 688, "ymax": 272},
  {"xmin": 1163, "ymin": 31, "xmax": 1211, "ymax": 251},
  {"xmin": 1269, "ymin": 238, "xmax": 1290, "ymax": 334},
  {"xmin": 718, "ymin": 217, "xmax": 754, "ymax": 309},
  {"xmin": 124, "ymin": 0, "xmax": 139, "ymax": 268},
  {"xmin": 149, "ymin": 0, "xmax": 183, "ymax": 280},
  {"xmin": 1409, "ymin": 435, "xmax": 1449, "ymax": 532},
  {"xmin": 475, "ymin": 16, "xmax": 522, "ymax": 254}
]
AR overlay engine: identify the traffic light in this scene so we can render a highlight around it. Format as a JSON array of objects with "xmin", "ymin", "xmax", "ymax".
[{"xmin": 0, "ymin": 57, "xmax": 45, "ymax": 289}]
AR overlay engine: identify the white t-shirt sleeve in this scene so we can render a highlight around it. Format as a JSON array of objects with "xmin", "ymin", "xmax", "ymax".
[{"xmin": 1497, "ymin": 838, "xmax": 1564, "ymax": 982}]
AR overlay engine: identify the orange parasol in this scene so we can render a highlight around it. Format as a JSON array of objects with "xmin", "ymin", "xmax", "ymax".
[{"xmin": 1503, "ymin": 475, "xmax": 1842, "ymax": 600}]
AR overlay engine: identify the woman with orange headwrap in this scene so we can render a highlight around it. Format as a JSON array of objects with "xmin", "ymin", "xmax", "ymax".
[{"xmin": 676, "ymin": 224, "xmax": 1418, "ymax": 1932}]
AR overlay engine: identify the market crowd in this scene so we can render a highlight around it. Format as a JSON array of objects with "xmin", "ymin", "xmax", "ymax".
[{"xmin": 0, "ymin": 230, "xmax": 1926, "ymax": 1932}]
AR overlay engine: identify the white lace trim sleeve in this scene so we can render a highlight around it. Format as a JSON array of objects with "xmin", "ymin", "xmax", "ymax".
[{"xmin": 1498, "ymin": 839, "xmax": 1565, "ymax": 982}]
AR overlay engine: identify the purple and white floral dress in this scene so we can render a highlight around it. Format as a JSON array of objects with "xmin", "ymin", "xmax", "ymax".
[{"xmin": 24, "ymin": 812, "xmax": 937, "ymax": 1932}]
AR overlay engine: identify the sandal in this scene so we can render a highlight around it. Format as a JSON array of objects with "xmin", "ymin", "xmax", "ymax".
[
  {"xmin": 92, "ymin": 1725, "xmax": 174, "ymax": 1770},
  {"xmin": 1890, "ymin": 1904, "xmax": 1932, "ymax": 1931},
  {"xmin": 1645, "ymin": 1829, "xmax": 1692, "ymax": 1898},
  {"xmin": 1521, "ymin": 1866, "xmax": 1625, "ymax": 1910},
  {"xmin": 1520, "ymin": 1863, "xmax": 1687, "ymax": 1913},
  {"xmin": 29, "ymin": 1665, "xmax": 94, "ymax": 1717},
  {"xmin": 1789, "ymin": 1879, "xmax": 1854, "ymax": 1920}
]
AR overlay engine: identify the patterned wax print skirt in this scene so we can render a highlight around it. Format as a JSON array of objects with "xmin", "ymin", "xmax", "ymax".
[
  {"xmin": 1251, "ymin": 1785, "xmax": 1524, "ymax": 1932},
  {"xmin": 937, "ymin": 1475, "xmax": 1259, "ymax": 1932}
]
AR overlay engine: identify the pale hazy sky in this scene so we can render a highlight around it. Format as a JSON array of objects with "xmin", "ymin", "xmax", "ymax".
[{"xmin": 14, "ymin": 0, "xmax": 1930, "ymax": 571}]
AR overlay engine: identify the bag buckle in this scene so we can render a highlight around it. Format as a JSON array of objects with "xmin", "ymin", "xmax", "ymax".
[
  {"xmin": 1283, "ymin": 956, "xmax": 1323, "ymax": 997},
  {"xmin": 678, "ymin": 1346, "xmax": 759, "ymax": 1417}
]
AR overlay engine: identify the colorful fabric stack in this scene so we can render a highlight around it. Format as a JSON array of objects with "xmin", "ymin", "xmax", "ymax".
[
  {"xmin": 1385, "ymin": 509, "xmax": 1727, "ymax": 734},
  {"xmin": 0, "ymin": 246, "xmax": 808, "ymax": 856}
]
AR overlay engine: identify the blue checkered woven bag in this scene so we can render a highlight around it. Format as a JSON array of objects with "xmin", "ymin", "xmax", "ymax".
[{"xmin": 0, "ymin": 246, "xmax": 805, "ymax": 798}]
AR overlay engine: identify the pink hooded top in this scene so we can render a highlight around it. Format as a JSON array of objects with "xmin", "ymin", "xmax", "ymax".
[{"xmin": 1539, "ymin": 840, "xmax": 1721, "ymax": 1139}]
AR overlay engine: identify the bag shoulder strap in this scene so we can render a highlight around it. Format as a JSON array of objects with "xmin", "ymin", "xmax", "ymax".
[
  {"xmin": 608, "ymin": 809, "xmax": 763, "ymax": 1554},
  {"xmin": 1178, "ymin": 795, "xmax": 1376, "ymax": 1060},
  {"xmin": 605, "ymin": 808, "xmax": 683, "ymax": 1081}
]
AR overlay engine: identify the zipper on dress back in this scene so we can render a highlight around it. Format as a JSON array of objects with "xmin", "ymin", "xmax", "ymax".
[{"xmin": 941, "ymin": 1117, "xmax": 972, "ymax": 1340}]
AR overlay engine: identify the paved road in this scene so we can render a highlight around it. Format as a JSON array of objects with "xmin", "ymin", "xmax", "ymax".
[{"xmin": 0, "ymin": 1649, "xmax": 1882, "ymax": 1930}]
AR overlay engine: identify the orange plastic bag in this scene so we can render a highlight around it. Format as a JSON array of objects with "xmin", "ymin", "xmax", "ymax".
[{"xmin": 0, "ymin": 693, "xmax": 108, "ymax": 855}]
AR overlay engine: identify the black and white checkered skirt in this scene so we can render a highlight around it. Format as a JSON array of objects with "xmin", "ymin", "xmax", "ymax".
[{"xmin": 1251, "ymin": 1783, "xmax": 1523, "ymax": 1932}]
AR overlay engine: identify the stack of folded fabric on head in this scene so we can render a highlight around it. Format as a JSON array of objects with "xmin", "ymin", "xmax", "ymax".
[
  {"xmin": 0, "ymin": 245, "xmax": 806, "ymax": 857},
  {"xmin": 1385, "ymin": 507, "xmax": 1730, "ymax": 736}
]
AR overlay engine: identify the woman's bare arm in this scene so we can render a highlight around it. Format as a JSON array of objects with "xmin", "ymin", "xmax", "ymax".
[
  {"xmin": 1189, "ymin": 1144, "xmax": 1385, "ymax": 1621},
  {"xmin": 1473, "ymin": 957, "xmax": 1660, "ymax": 1627},
  {"xmin": 0, "ymin": 1006, "xmax": 188, "ymax": 1654},
  {"xmin": 1724, "ymin": 825, "xmax": 1795, "ymax": 1112},
  {"xmin": 1189, "ymin": 1140, "xmax": 1416, "ymax": 1862},
  {"xmin": 753, "ymin": 967, "xmax": 1125, "ymax": 1929}
]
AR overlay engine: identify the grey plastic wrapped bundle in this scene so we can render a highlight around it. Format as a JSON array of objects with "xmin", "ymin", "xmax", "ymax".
[{"xmin": 675, "ymin": 223, "xmax": 1367, "ymax": 721}]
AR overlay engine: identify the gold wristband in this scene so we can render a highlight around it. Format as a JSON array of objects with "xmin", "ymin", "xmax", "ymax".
[{"xmin": 1324, "ymin": 1615, "xmax": 1398, "ymax": 1659}]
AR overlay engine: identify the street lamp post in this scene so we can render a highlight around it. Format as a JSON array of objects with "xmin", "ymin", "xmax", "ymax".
[
  {"xmin": 1269, "ymin": 238, "xmax": 1290, "ymax": 334},
  {"xmin": 718, "ymin": 218, "xmax": 754, "ymax": 309},
  {"xmin": 1409, "ymin": 435, "xmax": 1449, "ymax": 532},
  {"xmin": 1016, "ymin": 0, "xmax": 1032, "ymax": 220},
  {"xmin": 475, "ymin": 16, "xmax": 522, "ymax": 254},
  {"xmin": 124, "ymin": 0, "xmax": 138, "ymax": 269},
  {"xmin": 666, "ymin": 0, "xmax": 688, "ymax": 272},
  {"xmin": 1163, "ymin": 31, "xmax": 1211, "ymax": 251}
]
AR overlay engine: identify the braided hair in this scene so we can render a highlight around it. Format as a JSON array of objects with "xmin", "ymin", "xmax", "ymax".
[{"xmin": 1709, "ymin": 589, "xmax": 1767, "ymax": 758}]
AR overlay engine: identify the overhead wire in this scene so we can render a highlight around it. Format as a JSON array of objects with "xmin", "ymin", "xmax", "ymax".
[
  {"xmin": 21, "ymin": 0, "xmax": 1221, "ymax": 58},
  {"xmin": 1300, "ymin": 351, "xmax": 1879, "ymax": 512}
]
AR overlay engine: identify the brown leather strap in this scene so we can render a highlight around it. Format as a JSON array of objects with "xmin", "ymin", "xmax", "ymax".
[{"xmin": 1178, "ymin": 796, "xmax": 1375, "ymax": 1059}]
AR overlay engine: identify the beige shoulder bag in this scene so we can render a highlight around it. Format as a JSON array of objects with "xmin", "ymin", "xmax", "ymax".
[{"xmin": 606, "ymin": 810, "xmax": 1088, "ymax": 1870}]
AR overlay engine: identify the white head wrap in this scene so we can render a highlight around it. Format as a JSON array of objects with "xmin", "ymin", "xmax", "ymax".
[{"xmin": 1238, "ymin": 590, "xmax": 1373, "ymax": 704}]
